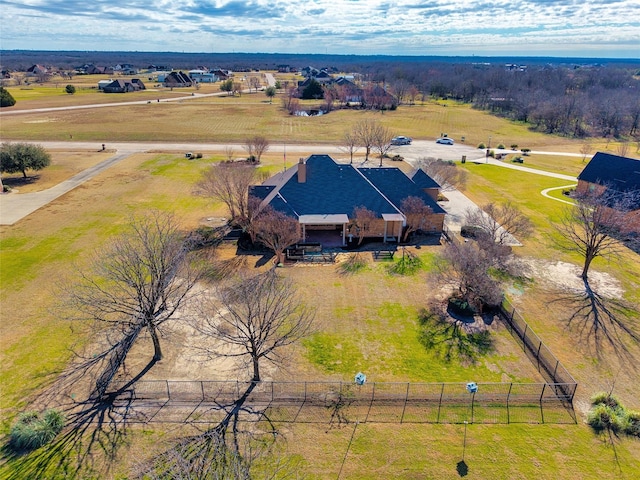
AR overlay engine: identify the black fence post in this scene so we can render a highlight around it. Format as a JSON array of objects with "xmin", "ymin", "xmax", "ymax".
[
  {"xmin": 437, "ymin": 383, "xmax": 444, "ymax": 423},
  {"xmin": 507, "ymin": 383, "xmax": 513, "ymax": 424},
  {"xmin": 401, "ymin": 382, "xmax": 410, "ymax": 424}
]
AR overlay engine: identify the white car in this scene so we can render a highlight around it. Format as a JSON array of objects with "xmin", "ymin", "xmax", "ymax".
[
  {"xmin": 436, "ymin": 137, "xmax": 454, "ymax": 145},
  {"xmin": 391, "ymin": 136, "xmax": 412, "ymax": 145}
]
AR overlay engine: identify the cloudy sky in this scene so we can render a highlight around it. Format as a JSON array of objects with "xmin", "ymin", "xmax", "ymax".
[{"xmin": 2, "ymin": 0, "xmax": 639, "ymax": 58}]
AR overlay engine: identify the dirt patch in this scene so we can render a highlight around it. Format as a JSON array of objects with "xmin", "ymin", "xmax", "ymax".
[{"xmin": 522, "ymin": 258, "xmax": 624, "ymax": 298}]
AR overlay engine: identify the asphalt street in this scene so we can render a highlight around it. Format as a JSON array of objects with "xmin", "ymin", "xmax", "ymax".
[{"xmin": 0, "ymin": 139, "xmax": 578, "ymax": 227}]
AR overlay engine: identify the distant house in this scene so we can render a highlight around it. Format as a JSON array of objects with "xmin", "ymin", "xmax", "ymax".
[
  {"xmin": 249, "ymin": 154, "xmax": 445, "ymax": 246},
  {"xmin": 211, "ymin": 69, "xmax": 231, "ymax": 81},
  {"xmin": 163, "ymin": 71, "xmax": 192, "ymax": 88},
  {"xmin": 84, "ymin": 65, "xmax": 114, "ymax": 75},
  {"xmin": 577, "ymin": 151, "xmax": 640, "ymax": 232},
  {"xmin": 26, "ymin": 64, "xmax": 48, "ymax": 75},
  {"xmin": 189, "ymin": 70, "xmax": 218, "ymax": 83},
  {"xmin": 97, "ymin": 79, "xmax": 114, "ymax": 91},
  {"xmin": 102, "ymin": 78, "xmax": 146, "ymax": 93}
]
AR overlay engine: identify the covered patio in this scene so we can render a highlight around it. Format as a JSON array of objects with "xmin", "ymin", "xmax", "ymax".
[{"xmin": 299, "ymin": 214, "xmax": 349, "ymax": 247}]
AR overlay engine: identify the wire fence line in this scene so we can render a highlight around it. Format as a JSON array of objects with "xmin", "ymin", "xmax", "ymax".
[
  {"xmin": 110, "ymin": 379, "xmax": 576, "ymax": 425},
  {"xmin": 441, "ymin": 225, "xmax": 577, "ymax": 403},
  {"xmin": 499, "ymin": 298, "xmax": 577, "ymax": 402}
]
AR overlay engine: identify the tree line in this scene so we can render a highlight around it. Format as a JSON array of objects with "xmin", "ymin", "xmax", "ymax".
[{"xmin": 364, "ymin": 62, "xmax": 640, "ymax": 140}]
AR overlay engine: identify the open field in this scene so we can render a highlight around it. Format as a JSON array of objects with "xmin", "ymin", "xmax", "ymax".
[
  {"xmin": 1, "ymin": 94, "xmax": 640, "ymax": 478},
  {"xmin": 5, "ymin": 75, "xmax": 634, "ymax": 154}
]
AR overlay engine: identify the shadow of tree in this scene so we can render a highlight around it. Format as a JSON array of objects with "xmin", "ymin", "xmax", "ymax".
[
  {"xmin": 417, "ymin": 307, "xmax": 494, "ymax": 363},
  {"xmin": 551, "ymin": 278, "xmax": 640, "ymax": 361},
  {"xmin": 2, "ymin": 348, "xmax": 158, "ymax": 479},
  {"xmin": 3, "ymin": 393, "xmax": 136, "ymax": 479},
  {"xmin": 133, "ymin": 381, "xmax": 285, "ymax": 479}
]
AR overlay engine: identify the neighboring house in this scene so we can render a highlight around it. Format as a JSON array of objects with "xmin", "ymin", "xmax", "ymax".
[
  {"xmin": 97, "ymin": 79, "xmax": 114, "ymax": 90},
  {"xmin": 189, "ymin": 70, "xmax": 218, "ymax": 83},
  {"xmin": 163, "ymin": 71, "xmax": 192, "ymax": 88},
  {"xmin": 211, "ymin": 69, "xmax": 231, "ymax": 80},
  {"xmin": 249, "ymin": 154, "xmax": 446, "ymax": 246},
  {"xmin": 577, "ymin": 151, "xmax": 640, "ymax": 232},
  {"xmin": 102, "ymin": 78, "xmax": 146, "ymax": 93}
]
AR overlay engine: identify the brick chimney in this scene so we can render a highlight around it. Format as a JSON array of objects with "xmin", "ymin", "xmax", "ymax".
[{"xmin": 298, "ymin": 158, "xmax": 306, "ymax": 183}]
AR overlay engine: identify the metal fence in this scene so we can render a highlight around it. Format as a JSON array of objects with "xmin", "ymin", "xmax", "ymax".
[
  {"xmin": 498, "ymin": 297, "xmax": 577, "ymax": 402},
  {"xmin": 440, "ymin": 224, "xmax": 577, "ymax": 403},
  {"xmin": 111, "ymin": 379, "xmax": 576, "ymax": 425}
]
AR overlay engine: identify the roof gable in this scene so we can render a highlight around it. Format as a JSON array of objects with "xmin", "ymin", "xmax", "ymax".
[
  {"xmin": 272, "ymin": 155, "xmax": 399, "ymax": 218},
  {"xmin": 410, "ymin": 168, "xmax": 441, "ymax": 189},
  {"xmin": 359, "ymin": 167, "xmax": 446, "ymax": 215},
  {"xmin": 578, "ymin": 152, "xmax": 640, "ymax": 192}
]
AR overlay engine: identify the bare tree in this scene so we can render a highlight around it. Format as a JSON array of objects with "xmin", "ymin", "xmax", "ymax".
[
  {"xmin": 580, "ymin": 142, "xmax": 594, "ymax": 162},
  {"xmin": 197, "ymin": 270, "xmax": 314, "ymax": 382},
  {"xmin": 371, "ymin": 123, "xmax": 395, "ymax": 167},
  {"xmin": 251, "ymin": 206, "xmax": 300, "ymax": 264},
  {"xmin": 340, "ymin": 131, "xmax": 360, "ymax": 164},
  {"xmin": 249, "ymin": 76, "xmax": 261, "ymax": 93},
  {"xmin": 62, "ymin": 212, "xmax": 198, "ymax": 398},
  {"xmin": 243, "ymin": 135, "xmax": 270, "ymax": 163},
  {"xmin": 194, "ymin": 163, "xmax": 258, "ymax": 225},
  {"xmin": 401, "ymin": 196, "xmax": 433, "ymax": 241},
  {"xmin": 322, "ymin": 85, "xmax": 336, "ymax": 112},
  {"xmin": 351, "ymin": 206, "xmax": 377, "ymax": 245},
  {"xmin": 438, "ymin": 241, "xmax": 503, "ymax": 313},
  {"xmin": 417, "ymin": 157, "xmax": 467, "ymax": 191},
  {"xmin": 390, "ymin": 79, "xmax": 410, "ymax": 105},
  {"xmin": 616, "ymin": 142, "xmax": 630, "ymax": 157},
  {"xmin": 554, "ymin": 188, "xmax": 638, "ymax": 282},
  {"xmin": 464, "ymin": 202, "xmax": 533, "ymax": 245},
  {"xmin": 407, "ymin": 85, "xmax": 420, "ymax": 105},
  {"xmin": 224, "ymin": 145, "xmax": 235, "ymax": 162},
  {"xmin": 281, "ymin": 86, "xmax": 299, "ymax": 114},
  {"xmin": 233, "ymin": 81, "xmax": 243, "ymax": 96},
  {"xmin": 352, "ymin": 119, "xmax": 380, "ymax": 162}
]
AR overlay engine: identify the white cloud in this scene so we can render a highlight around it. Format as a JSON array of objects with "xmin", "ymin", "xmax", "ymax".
[{"xmin": 1, "ymin": 0, "xmax": 639, "ymax": 57}]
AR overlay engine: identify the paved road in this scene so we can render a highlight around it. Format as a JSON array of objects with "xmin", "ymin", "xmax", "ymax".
[
  {"xmin": 0, "ymin": 139, "xmax": 580, "ymax": 226},
  {"xmin": 0, "ymin": 91, "xmax": 232, "ymax": 116}
]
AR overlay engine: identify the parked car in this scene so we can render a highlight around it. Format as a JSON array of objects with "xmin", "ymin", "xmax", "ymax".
[
  {"xmin": 436, "ymin": 137, "xmax": 454, "ymax": 145},
  {"xmin": 391, "ymin": 136, "xmax": 412, "ymax": 145}
]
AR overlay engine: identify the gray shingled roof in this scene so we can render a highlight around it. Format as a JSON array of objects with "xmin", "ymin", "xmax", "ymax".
[
  {"xmin": 578, "ymin": 152, "xmax": 640, "ymax": 192},
  {"xmin": 410, "ymin": 168, "xmax": 441, "ymax": 190},
  {"xmin": 258, "ymin": 154, "xmax": 445, "ymax": 220},
  {"xmin": 358, "ymin": 167, "xmax": 446, "ymax": 215},
  {"xmin": 273, "ymin": 155, "xmax": 398, "ymax": 218}
]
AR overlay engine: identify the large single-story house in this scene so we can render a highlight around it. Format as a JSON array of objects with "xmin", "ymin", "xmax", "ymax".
[
  {"xmin": 577, "ymin": 151, "xmax": 640, "ymax": 232},
  {"xmin": 249, "ymin": 154, "xmax": 446, "ymax": 246}
]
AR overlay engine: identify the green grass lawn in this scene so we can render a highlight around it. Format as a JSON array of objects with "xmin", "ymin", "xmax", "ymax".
[{"xmin": 2, "ymin": 98, "xmax": 640, "ymax": 478}]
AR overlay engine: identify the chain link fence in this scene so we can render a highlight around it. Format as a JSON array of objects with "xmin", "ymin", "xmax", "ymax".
[
  {"xmin": 111, "ymin": 379, "xmax": 576, "ymax": 425},
  {"xmin": 499, "ymin": 297, "xmax": 577, "ymax": 402}
]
